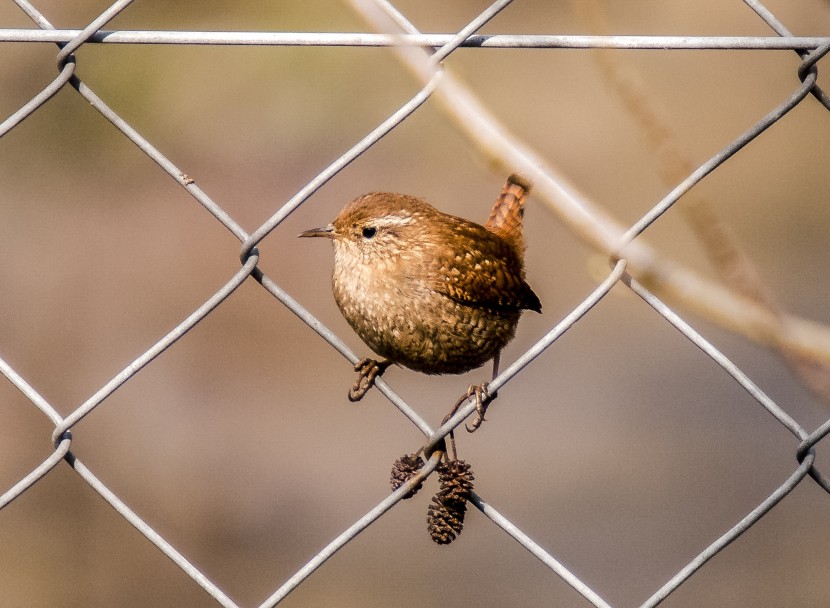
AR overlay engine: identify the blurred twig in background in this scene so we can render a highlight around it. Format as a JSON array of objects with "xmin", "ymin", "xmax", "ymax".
[{"xmin": 577, "ymin": 0, "xmax": 830, "ymax": 403}]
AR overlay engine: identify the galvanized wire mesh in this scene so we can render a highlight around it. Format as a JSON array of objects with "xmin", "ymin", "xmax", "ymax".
[{"xmin": 2, "ymin": 0, "xmax": 830, "ymax": 606}]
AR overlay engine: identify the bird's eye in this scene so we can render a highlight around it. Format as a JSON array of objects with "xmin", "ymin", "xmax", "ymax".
[{"xmin": 362, "ymin": 226, "xmax": 377, "ymax": 239}]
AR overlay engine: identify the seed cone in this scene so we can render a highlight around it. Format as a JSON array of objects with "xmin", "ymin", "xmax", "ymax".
[
  {"xmin": 427, "ymin": 459, "xmax": 475, "ymax": 545},
  {"xmin": 390, "ymin": 453, "xmax": 425, "ymax": 499}
]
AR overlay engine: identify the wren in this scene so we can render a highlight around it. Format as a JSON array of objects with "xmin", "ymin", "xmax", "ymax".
[{"xmin": 299, "ymin": 174, "xmax": 540, "ymax": 428}]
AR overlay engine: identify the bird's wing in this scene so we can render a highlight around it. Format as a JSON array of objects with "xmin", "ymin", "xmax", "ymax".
[{"xmin": 429, "ymin": 222, "xmax": 541, "ymax": 313}]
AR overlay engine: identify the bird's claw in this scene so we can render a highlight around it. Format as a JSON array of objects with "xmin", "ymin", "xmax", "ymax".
[
  {"xmin": 348, "ymin": 358, "xmax": 390, "ymax": 401},
  {"xmin": 463, "ymin": 383, "xmax": 493, "ymax": 433},
  {"xmin": 442, "ymin": 382, "xmax": 494, "ymax": 433}
]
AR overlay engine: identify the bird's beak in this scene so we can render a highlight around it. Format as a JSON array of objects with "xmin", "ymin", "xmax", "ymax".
[{"xmin": 298, "ymin": 224, "xmax": 335, "ymax": 238}]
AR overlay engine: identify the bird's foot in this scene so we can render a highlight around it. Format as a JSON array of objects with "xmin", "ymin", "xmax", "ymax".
[
  {"xmin": 463, "ymin": 383, "xmax": 494, "ymax": 433},
  {"xmin": 442, "ymin": 383, "xmax": 494, "ymax": 434},
  {"xmin": 348, "ymin": 358, "xmax": 391, "ymax": 402}
]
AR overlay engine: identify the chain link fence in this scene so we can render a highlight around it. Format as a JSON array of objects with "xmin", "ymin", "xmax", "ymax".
[{"xmin": 2, "ymin": 0, "xmax": 830, "ymax": 606}]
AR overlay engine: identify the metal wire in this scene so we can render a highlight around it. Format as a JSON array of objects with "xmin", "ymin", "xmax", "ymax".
[
  {"xmin": 1, "ymin": 29, "xmax": 828, "ymax": 50},
  {"xmin": 2, "ymin": 0, "xmax": 829, "ymax": 606}
]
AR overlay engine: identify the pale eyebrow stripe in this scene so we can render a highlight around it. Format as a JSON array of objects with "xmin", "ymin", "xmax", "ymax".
[{"xmin": 374, "ymin": 214, "xmax": 416, "ymax": 228}]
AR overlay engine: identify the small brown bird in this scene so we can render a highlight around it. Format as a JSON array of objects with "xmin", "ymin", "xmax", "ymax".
[{"xmin": 299, "ymin": 174, "xmax": 540, "ymax": 430}]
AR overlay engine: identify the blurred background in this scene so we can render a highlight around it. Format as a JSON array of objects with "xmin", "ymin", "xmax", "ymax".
[{"xmin": 2, "ymin": 1, "xmax": 830, "ymax": 606}]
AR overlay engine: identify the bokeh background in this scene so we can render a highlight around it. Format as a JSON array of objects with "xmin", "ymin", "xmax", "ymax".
[{"xmin": 2, "ymin": 1, "xmax": 830, "ymax": 606}]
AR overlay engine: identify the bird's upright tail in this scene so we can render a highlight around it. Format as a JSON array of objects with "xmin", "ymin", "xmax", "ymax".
[{"xmin": 485, "ymin": 173, "xmax": 532, "ymax": 254}]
